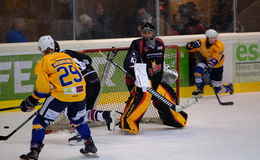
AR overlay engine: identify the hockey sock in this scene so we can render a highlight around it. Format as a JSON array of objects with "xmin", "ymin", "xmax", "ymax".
[
  {"xmin": 31, "ymin": 115, "xmax": 48, "ymax": 147},
  {"xmin": 195, "ymin": 76, "xmax": 204, "ymax": 90},
  {"xmin": 75, "ymin": 123, "xmax": 91, "ymax": 139},
  {"xmin": 86, "ymin": 110, "xmax": 105, "ymax": 122}
]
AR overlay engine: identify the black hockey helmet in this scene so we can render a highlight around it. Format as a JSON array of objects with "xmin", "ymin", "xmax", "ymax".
[
  {"xmin": 141, "ymin": 22, "xmax": 156, "ymax": 33},
  {"xmin": 54, "ymin": 41, "xmax": 60, "ymax": 52}
]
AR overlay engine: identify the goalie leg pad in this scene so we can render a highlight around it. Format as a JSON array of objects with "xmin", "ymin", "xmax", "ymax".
[
  {"xmin": 153, "ymin": 83, "xmax": 188, "ymax": 128},
  {"xmin": 120, "ymin": 90, "xmax": 152, "ymax": 134}
]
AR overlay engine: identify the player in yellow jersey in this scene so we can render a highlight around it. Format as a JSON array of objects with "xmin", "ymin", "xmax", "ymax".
[
  {"xmin": 186, "ymin": 29, "xmax": 233, "ymax": 97},
  {"xmin": 20, "ymin": 35, "xmax": 98, "ymax": 160}
]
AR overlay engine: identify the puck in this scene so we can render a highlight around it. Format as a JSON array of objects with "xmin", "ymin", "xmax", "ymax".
[{"xmin": 4, "ymin": 126, "xmax": 9, "ymax": 129}]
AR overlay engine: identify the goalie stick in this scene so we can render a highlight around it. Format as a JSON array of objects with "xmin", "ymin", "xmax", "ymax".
[
  {"xmin": 98, "ymin": 51, "xmax": 197, "ymax": 112},
  {"xmin": 0, "ymin": 110, "xmax": 38, "ymax": 141}
]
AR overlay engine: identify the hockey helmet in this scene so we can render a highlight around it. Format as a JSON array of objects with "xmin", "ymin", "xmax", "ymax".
[
  {"xmin": 141, "ymin": 22, "xmax": 156, "ymax": 48},
  {"xmin": 141, "ymin": 22, "xmax": 156, "ymax": 33},
  {"xmin": 54, "ymin": 41, "xmax": 60, "ymax": 52},
  {"xmin": 205, "ymin": 29, "xmax": 218, "ymax": 38},
  {"xmin": 38, "ymin": 35, "xmax": 55, "ymax": 53}
]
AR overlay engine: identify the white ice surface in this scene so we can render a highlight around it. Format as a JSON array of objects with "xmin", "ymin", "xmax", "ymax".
[{"xmin": 1, "ymin": 92, "xmax": 260, "ymax": 160}]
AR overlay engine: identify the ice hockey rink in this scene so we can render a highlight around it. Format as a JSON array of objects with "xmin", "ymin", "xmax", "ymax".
[{"xmin": 0, "ymin": 91, "xmax": 260, "ymax": 160}]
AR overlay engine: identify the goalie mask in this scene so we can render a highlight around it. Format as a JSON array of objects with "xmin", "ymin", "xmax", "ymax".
[
  {"xmin": 162, "ymin": 64, "xmax": 178, "ymax": 84},
  {"xmin": 38, "ymin": 35, "xmax": 55, "ymax": 54},
  {"xmin": 141, "ymin": 22, "xmax": 156, "ymax": 49}
]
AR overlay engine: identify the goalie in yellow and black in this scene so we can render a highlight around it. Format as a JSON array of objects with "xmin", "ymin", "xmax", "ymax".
[
  {"xmin": 120, "ymin": 22, "xmax": 188, "ymax": 134},
  {"xmin": 186, "ymin": 29, "xmax": 234, "ymax": 97}
]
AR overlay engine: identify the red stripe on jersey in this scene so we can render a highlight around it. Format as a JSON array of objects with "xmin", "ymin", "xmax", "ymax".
[{"xmin": 76, "ymin": 85, "xmax": 84, "ymax": 92}]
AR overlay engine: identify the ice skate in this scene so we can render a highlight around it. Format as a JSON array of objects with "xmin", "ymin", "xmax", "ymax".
[
  {"xmin": 192, "ymin": 88, "xmax": 204, "ymax": 98},
  {"xmin": 80, "ymin": 136, "xmax": 99, "ymax": 158},
  {"xmin": 20, "ymin": 143, "xmax": 44, "ymax": 160},
  {"xmin": 103, "ymin": 110, "xmax": 116, "ymax": 131},
  {"xmin": 68, "ymin": 133, "xmax": 82, "ymax": 146},
  {"xmin": 226, "ymin": 83, "xmax": 234, "ymax": 95}
]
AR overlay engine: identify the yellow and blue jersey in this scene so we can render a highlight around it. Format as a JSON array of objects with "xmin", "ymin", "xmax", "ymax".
[
  {"xmin": 32, "ymin": 52, "xmax": 86, "ymax": 102},
  {"xmin": 188, "ymin": 39, "xmax": 225, "ymax": 68}
]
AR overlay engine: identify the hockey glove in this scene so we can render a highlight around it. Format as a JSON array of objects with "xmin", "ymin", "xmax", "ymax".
[
  {"xmin": 204, "ymin": 64, "xmax": 213, "ymax": 74},
  {"xmin": 186, "ymin": 40, "xmax": 201, "ymax": 50},
  {"xmin": 20, "ymin": 95, "xmax": 39, "ymax": 112},
  {"xmin": 193, "ymin": 40, "xmax": 202, "ymax": 48}
]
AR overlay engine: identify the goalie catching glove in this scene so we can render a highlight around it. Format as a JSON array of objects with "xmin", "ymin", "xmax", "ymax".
[
  {"xmin": 20, "ymin": 95, "xmax": 39, "ymax": 112},
  {"xmin": 162, "ymin": 64, "xmax": 178, "ymax": 84}
]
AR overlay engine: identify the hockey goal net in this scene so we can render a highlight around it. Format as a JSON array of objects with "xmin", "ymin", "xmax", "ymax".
[{"xmin": 46, "ymin": 45, "xmax": 180, "ymax": 132}]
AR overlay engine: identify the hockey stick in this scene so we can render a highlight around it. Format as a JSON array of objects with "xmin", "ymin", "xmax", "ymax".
[
  {"xmin": 98, "ymin": 51, "xmax": 197, "ymax": 112},
  {"xmin": 0, "ymin": 106, "xmax": 20, "ymax": 112},
  {"xmin": 205, "ymin": 72, "xmax": 234, "ymax": 106},
  {"xmin": 0, "ymin": 103, "xmax": 43, "ymax": 112},
  {"xmin": 212, "ymin": 87, "xmax": 234, "ymax": 105},
  {"xmin": 0, "ymin": 110, "xmax": 39, "ymax": 141}
]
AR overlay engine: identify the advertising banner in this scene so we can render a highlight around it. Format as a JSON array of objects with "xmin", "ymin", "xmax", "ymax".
[{"xmin": 234, "ymin": 43, "xmax": 260, "ymax": 82}]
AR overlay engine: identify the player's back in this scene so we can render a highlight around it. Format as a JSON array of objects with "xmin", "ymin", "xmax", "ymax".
[{"xmin": 34, "ymin": 52, "xmax": 86, "ymax": 102}]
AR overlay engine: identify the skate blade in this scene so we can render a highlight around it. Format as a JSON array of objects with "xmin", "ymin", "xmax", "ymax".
[
  {"xmin": 82, "ymin": 153, "xmax": 99, "ymax": 158},
  {"xmin": 68, "ymin": 140, "xmax": 83, "ymax": 146},
  {"xmin": 192, "ymin": 94, "xmax": 203, "ymax": 98}
]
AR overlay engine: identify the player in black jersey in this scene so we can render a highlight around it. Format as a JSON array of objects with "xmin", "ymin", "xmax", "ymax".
[{"xmin": 54, "ymin": 42, "xmax": 116, "ymax": 145}]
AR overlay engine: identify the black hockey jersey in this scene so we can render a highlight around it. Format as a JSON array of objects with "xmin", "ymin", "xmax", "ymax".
[
  {"xmin": 124, "ymin": 38, "xmax": 165, "ymax": 89},
  {"xmin": 63, "ymin": 50, "xmax": 99, "ymax": 84}
]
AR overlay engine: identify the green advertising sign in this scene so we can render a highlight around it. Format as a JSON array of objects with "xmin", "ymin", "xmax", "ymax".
[
  {"xmin": 179, "ymin": 46, "xmax": 190, "ymax": 87},
  {"xmin": 234, "ymin": 43, "xmax": 260, "ymax": 83},
  {"xmin": 0, "ymin": 54, "xmax": 41, "ymax": 100},
  {"xmin": 0, "ymin": 46, "xmax": 190, "ymax": 101}
]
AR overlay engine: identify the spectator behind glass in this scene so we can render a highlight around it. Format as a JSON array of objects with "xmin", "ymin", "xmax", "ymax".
[
  {"xmin": 92, "ymin": 3, "xmax": 113, "ymax": 39},
  {"xmin": 171, "ymin": 12, "xmax": 186, "ymax": 35},
  {"xmin": 5, "ymin": 17, "xmax": 28, "ymax": 43},
  {"xmin": 185, "ymin": 19, "xmax": 207, "ymax": 35},
  {"xmin": 124, "ymin": 2, "xmax": 153, "ymax": 37},
  {"xmin": 76, "ymin": 14, "xmax": 93, "ymax": 40},
  {"xmin": 211, "ymin": 3, "xmax": 233, "ymax": 32},
  {"xmin": 174, "ymin": 2, "xmax": 206, "ymax": 35}
]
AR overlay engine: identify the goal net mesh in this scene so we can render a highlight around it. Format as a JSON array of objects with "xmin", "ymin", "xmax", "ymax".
[{"xmin": 46, "ymin": 45, "xmax": 180, "ymax": 132}]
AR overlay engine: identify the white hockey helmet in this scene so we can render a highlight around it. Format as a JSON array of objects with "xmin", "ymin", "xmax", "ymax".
[
  {"xmin": 205, "ymin": 29, "xmax": 218, "ymax": 38},
  {"xmin": 38, "ymin": 35, "xmax": 55, "ymax": 53}
]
